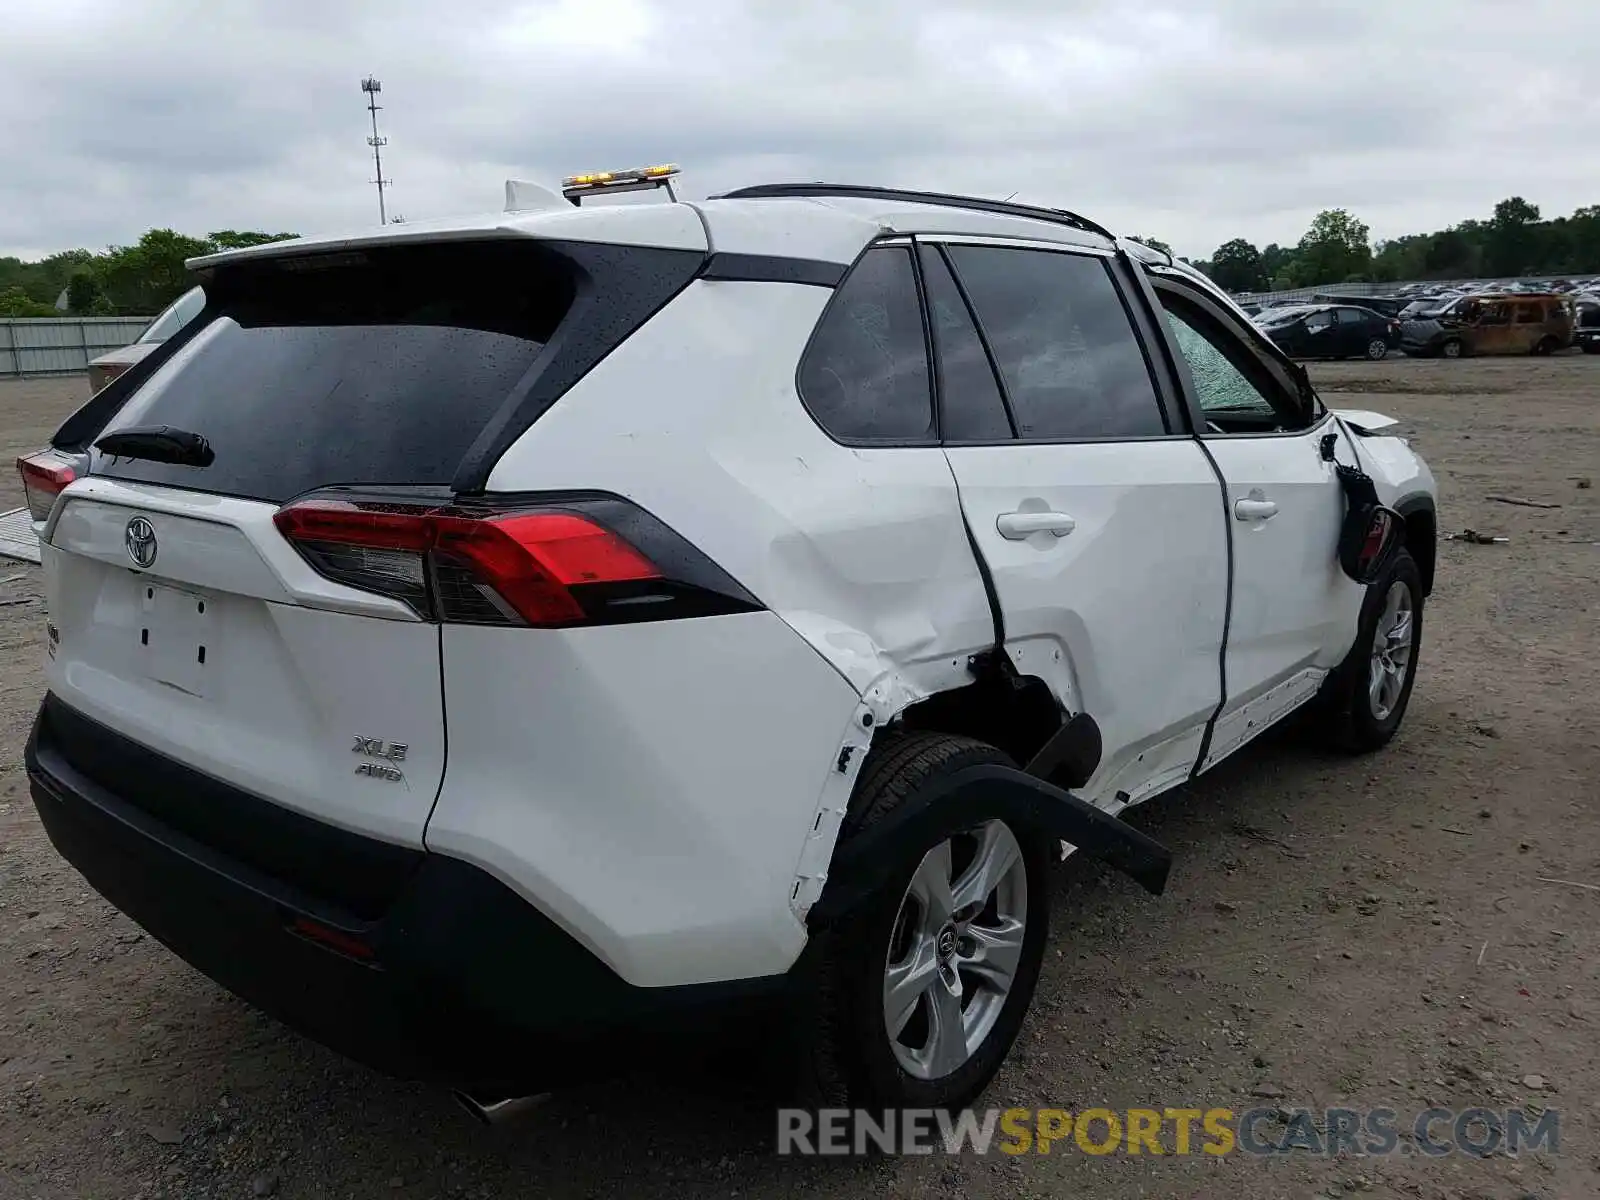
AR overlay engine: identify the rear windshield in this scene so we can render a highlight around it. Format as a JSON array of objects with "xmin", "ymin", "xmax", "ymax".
[{"xmin": 92, "ymin": 241, "xmax": 575, "ymax": 503}]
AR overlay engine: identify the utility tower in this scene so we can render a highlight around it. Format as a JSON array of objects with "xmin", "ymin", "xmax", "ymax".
[{"xmin": 360, "ymin": 77, "xmax": 392, "ymax": 224}]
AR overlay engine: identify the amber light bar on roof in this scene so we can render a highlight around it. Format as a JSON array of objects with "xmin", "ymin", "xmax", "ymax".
[{"xmin": 560, "ymin": 164, "xmax": 681, "ymax": 204}]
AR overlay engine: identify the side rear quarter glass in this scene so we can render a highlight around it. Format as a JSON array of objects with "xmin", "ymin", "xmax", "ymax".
[
  {"xmin": 945, "ymin": 245, "xmax": 1165, "ymax": 441},
  {"xmin": 917, "ymin": 246, "xmax": 1012, "ymax": 441},
  {"xmin": 797, "ymin": 246, "xmax": 934, "ymax": 443}
]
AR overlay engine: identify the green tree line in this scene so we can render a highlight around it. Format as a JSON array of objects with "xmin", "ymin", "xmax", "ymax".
[
  {"xmin": 0, "ymin": 229, "xmax": 297, "ymax": 318},
  {"xmin": 1194, "ymin": 198, "xmax": 1600, "ymax": 294}
]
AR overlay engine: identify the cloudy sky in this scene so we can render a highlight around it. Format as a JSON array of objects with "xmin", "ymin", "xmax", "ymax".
[{"xmin": 2, "ymin": 0, "xmax": 1597, "ymax": 262}]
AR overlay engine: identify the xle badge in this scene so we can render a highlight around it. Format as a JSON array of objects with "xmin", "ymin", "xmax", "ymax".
[{"xmin": 352, "ymin": 735, "xmax": 408, "ymax": 783}]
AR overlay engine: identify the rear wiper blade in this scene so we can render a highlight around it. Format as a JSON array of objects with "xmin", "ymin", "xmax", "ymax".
[{"xmin": 95, "ymin": 425, "xmax": 215, "ymax": 467}]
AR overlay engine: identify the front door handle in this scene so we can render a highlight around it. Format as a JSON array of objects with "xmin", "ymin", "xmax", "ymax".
[
  {"xmin": 1233, "ymin": 497, "xmax": 1279, "ymax": 521},
  {"xmin": 997, "ymin": 511, "xmax": 1076, "ymax": 539}
]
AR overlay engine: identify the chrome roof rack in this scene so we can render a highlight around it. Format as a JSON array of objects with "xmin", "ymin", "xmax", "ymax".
[{"xmin": 713, "ymin": 182, "xmax": 1116, "ymax": 242}]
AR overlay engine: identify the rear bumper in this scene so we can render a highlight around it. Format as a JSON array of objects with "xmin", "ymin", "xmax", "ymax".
[{"xmin": 26, "ymin": 696, "xmax": 782, "ymax": 1096}]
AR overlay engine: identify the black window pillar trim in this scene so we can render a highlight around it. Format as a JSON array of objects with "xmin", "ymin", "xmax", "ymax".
[
  {"xmin": 927, "ymin": 241, "xmax": 1021, "ymax": 440},
  {"xmin": 905, "ymin": 239, "xmax": 942, "ymax": 443},
  {"xmin": 450, "ymin": 241, "xmax": 707, "ymax": 494},
  {"xmin": 1103, "ymin": 253, "xmax": 1188, "ymax": 436},
  {"xmin": 1114, "ymin": 256, "xmax": 1210, "ymax": 436}
]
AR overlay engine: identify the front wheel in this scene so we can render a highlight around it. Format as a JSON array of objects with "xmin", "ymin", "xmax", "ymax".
[
  {"xmin": 1532, "ymin": 336, "xmax": 1558, "ymax": 356},
  {"xmin": 1320, "ymin": 549, "xmax": 1423, "ymax": 752},
  {"xmin": 1366, "ymin": 338, "xmax": 1390, "ymax": 361},
  {"xmin": 794, "ymin": 733, "xmax": 1050, "ymax": 1111},
  {"xmin": 1441, "ymin": 338, "xmax": 1464, "ymax": 359}
]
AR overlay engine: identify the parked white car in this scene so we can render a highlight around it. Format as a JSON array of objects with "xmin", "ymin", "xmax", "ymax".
[
  {"xmin": 85, "ymin": 286, "xmax": 205, "ymax": 393},
  {"xmin": 19, "ymin": 178, "xmax": 1437, "ymax": 1115}
]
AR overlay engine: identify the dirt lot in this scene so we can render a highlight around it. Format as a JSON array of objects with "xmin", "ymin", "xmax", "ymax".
[{"xmin": 0, "ymin": 359, "xmax": 1596, "ymax": 1199}]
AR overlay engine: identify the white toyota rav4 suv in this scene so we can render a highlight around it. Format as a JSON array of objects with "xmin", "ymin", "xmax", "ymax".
[{"xmin": 20, "ymin": 178, "xmax": 1437, "ymax": 1116}]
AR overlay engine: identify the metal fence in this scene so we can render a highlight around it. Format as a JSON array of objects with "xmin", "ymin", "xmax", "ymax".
[
  {"xmin": 1235, "ymin": 276, "xmax": 1596, "ymax": 307},
  {"xmin": 0, "ymin": 317, "xmax": 152, "ymax": 378}
]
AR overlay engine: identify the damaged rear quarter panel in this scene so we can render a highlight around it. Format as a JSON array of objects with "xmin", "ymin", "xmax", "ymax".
[{"xmin": 485, "ymin": 276, "xmax": 997, "ymax": 713}]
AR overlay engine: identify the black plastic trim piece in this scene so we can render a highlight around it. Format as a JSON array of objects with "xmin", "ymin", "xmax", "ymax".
[
  {"xmin": 31, "ymin": 696, "xmax": 422, "ymax": 921},
  {"xmin": 928, "ymin": 242, "xmax": 1020, "ymax": 439},
  {"xmin": 717, "ymin": 182, "xmax": 1117, "ymax": 242},
  {"xmin": 807, "ymin": 762, "xmax": 1172, "ymax": 928},
  {"xmin": 1392, "ymin": 493, "xmax": 1438, "ymax": 596},
  {"xmin": 449, "ymin": 242, "xmax": 707, "ymax": 494},
  {"xmin": 1188, "ymin": 436, "xmax": 1234, "ymax": 779},
  {"xmin": 906, "ymin": 237, "xmax": 942, "ymax": 443},
  {"xmin": 698, "ymin": 253, "xmax": 844, "ymax": 287},
  {"xmin": 26, "ymin": 703, "xmax": 785, "ymax": 1096},
  {"xmin": 1023, "ymin": 711, "xmax": 1103, "ymax": 787},
  {"xmin": 1103, "ymin": 253, "xmax": 1185, "ymax": 435}
]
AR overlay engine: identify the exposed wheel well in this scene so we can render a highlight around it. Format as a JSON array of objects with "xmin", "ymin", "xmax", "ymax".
[
  {"xmin": 888, "ymin": 670, "xmax": 1063, "ymax": 771},
  {"xmin": 1398, "ymin": 501, "xmax": 1436, "ymax": 596}
]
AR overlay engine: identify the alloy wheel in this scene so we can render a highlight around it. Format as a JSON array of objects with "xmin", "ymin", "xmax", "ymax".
[
  {"xmin": 1369, "ymin": 580, "xmax": 1415, "ymax": 721},
  {"xmin": 883, "ymin": 820, "xmax": 1028, "ymax": 1080}
]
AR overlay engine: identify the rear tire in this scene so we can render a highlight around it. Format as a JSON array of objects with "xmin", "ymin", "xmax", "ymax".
[
  {"xmin": 1320, "ymin": 549, "xmax": 1423, "ymax": 753},
  {"xmin": 794, "ymin": 732, "xmax": 1051, "ymax": 1112},
  {"xmin": 1366, "ymin": 338, "xmax": 1389, "ymax": 361},
  {"xmin": 1584, "ymin": 342, "xmax": 1600, "ymax": 355}
]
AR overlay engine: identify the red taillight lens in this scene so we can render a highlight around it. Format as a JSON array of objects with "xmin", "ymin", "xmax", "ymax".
[
  {"xmin": 17, "ymin": 451, "xmax": 77, "ymax": 522},
  {"xmin": 273, "ymin": 499, "xmax": 662, "ymax": 627}
]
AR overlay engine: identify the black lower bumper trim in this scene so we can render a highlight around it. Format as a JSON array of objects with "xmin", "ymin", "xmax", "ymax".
[{"xmin": 26, "ymin": 698, "xmax": 782, "ymax": 1095}]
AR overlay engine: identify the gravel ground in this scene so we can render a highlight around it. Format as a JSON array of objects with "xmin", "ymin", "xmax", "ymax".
[{"xmin": 0, "ymin": 358, "xmax": 1596, "ymax": 1199}]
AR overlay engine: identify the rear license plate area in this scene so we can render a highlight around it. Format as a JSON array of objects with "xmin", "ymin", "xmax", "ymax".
[{"xmin": 137, "ymin": 581, "xmax": 213, "ymax": 697}]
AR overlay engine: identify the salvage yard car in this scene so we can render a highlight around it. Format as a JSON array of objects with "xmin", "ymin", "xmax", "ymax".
[
  {"xmin": 1575, "ymin": 295, "xmax": 1600, "ymax": 354},
  {"xmin": 1401, "ymin": 292, "xmax": 1574, "ymax": 357},
  {"xmin": 17, "ymin": 173, "xmax": 1438, "ymax": 1115},
  {"xmin": 85, "ymin": 286, "xmax": 205, "ymax": 394},
  {"xmin": 1257, "ymin": 302, "xmax": 1401, "ymax": 360}
]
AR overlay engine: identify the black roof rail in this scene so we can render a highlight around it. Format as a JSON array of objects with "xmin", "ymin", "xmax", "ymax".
[{"xmin": 712, "ymin": 183, "xmax": 1117, "ymax": 242}]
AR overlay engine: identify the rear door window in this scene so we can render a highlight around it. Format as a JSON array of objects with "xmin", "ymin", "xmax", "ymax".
[
  {"xmin": 93, "ymin": 241, "xmax": 576, "ymax": 503},
  {"xmin": 797, "ymin": 246, "xmax": 934, "ymax": 442},
  {"xmin": 945, "ymin": 245, "xmax": 1166, "ymax": 440}
]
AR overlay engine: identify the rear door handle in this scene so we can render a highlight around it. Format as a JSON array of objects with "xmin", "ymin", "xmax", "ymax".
[
  {"xmin": 997, "ymin": 511, "xmax": 1076, "ymax": 539},
  {"xmin": 1233, "ymin": 497, "xmax": 1279, "ymax": 521}
]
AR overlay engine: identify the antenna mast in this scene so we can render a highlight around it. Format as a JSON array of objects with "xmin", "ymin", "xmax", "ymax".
[{"xmin": 360, "ymin": 77, "xmax": 391, "ymax": 224}]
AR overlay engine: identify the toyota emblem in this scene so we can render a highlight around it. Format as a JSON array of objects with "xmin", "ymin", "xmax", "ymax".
[{"xmin": 124, "ymin": 516, "xmax": 158, "ymax": 569}]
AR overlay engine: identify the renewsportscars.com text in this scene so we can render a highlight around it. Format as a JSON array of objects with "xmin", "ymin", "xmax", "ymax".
[{"xmin": 777, "ymin": 1106, "xmax": 1560, "ymax": 1158}]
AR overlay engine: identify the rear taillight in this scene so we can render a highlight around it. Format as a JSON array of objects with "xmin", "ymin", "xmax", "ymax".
[
  {"xmin": 274, "ymin": 494, "xmax": 755, "ymax": 628},
  {"xmin": 16, "ymin": 451, "xmax": 78, "ymax": 522}
]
